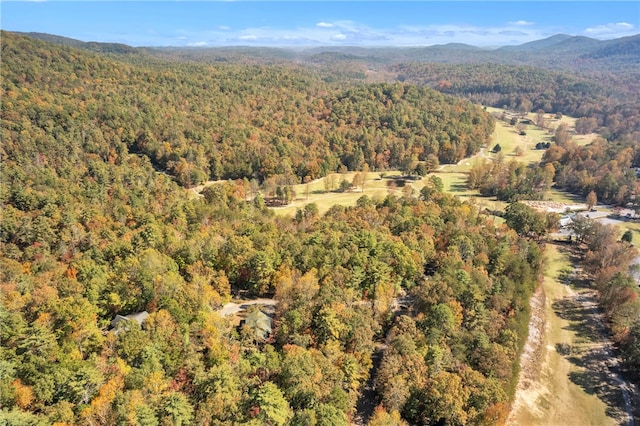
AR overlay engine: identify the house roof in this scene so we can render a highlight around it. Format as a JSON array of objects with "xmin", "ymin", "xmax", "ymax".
[
  {"xmin": 110, "ymin": 311, "xmax": 149, "ymax": 328},
  {"xmin": 244, "ymin": 310, "xmax": 272, "ymax": 339}
]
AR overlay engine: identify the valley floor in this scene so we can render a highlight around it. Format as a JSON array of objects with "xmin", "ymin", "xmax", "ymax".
[{"xmin": 507, "ymin": 244, "xmax": 637, "ymax": 426}]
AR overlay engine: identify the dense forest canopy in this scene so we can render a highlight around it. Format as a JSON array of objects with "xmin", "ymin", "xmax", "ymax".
[
  {"xmin": 0, "ymin": 31, "xmax": 528, "ymax": 425},
  {"xmin": 1, "ymin": 31, "xmax": 493, "ymax": 188},
  {"xmin": 16, "ymin": 31, "xmax": 640, "ymax": 207},
  {"xmin": 1, "ymin": 30, "xmax": 640, "ymax": 425}
]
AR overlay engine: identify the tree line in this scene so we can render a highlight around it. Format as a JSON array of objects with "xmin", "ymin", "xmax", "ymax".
[{"xmin": 567, "ymin": 217, "xmax": 640, "ymax": 378}]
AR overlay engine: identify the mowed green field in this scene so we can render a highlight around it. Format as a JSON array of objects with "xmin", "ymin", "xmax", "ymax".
[
  {"xmin": 485, "ymin": 107, "xmax": 595, "ymax": 164},
  {"xmin": 275, "ymin": 169, "xmax": 511, "ymax": 219},
  {"xmin": 273, "ymin": 171, "xmax": 411, "ymax": 216},
  {"xmin": 507, "ymin": 244, "xmax": 622, "ymax": 426}
]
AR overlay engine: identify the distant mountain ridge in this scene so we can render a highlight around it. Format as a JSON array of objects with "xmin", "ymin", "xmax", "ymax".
[
  {"xmin": 20, "ymin": 31, "xmax": 140, "ymax": 54},
  {"xmin": 427, "ymin": 42, "xmax": 482, "ymax": 51},
  {"xmin": 16, "ymin": 30, "xmax": 640, "ymax": 71},
  {"xmin": 498, "ymin": 33, "xmax": 578, "ymax": 51},
  {"xmin": 21, "ymin": 30, "xmax": 638, "ymax": 53},
  {"xmin": 583, "ymin": 33, "xmax": 640, "ymax": 60}
]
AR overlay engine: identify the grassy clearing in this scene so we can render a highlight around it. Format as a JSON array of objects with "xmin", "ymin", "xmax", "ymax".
[
  {"xmin": 489, "ymin": 120, "xmax": 550, "ymax": 165},
  {"xmin": 274, "ymin": 171, "xmax": 413, "ymax": 217},
  {"xmin": 433, "ymin": 172, "xmax": 472, "ymax": 195},
  {"xmin": 273, "ymin": 187, "xmax": 390, "ymax": 217},
  {"xmin": 508, "ymin": 244, "xmax": 620, "ymax": 426},
  {"xmin": 606, "ymin": 216, "xmax": 640, "ymax": 241},
  {"xmin": 268, "ymin": 107, "xmax": 597, "ymax": 217},
  {"xmin": 439, "ymin": 153, "xmax": 489, "ymax": 173},
  {"xmin": 485, "ymin": 108, "xmax": 595, "ymax": 166},
  {"xmin": 543, "ymin": 190, "xmax": 586, "ymax": 204}
]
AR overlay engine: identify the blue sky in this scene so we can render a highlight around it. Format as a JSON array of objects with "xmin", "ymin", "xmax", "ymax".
[{"xmin": 2, "ymin": 1, "xmax": 639, "ymax": 47}]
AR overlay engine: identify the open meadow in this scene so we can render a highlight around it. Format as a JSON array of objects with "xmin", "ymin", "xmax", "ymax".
[{"xmin": 272, "ymin": 170, "xmax": 409, "ymax": 216}]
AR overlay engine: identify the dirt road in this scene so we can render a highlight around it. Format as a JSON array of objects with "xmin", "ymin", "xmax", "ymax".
[
  {"xmin": 218, "ymin": 298, "xmax": 278, "ymax": 316},
  {"xmin": 508, "ymin": 244, "xmax": 636, "ymax": 426}
]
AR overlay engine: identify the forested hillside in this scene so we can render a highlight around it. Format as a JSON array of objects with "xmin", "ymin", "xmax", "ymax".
[
  {"xmin": 1, "ymin": 31, "xmax": 493, "ymax": 187},
  {"xmin": 132, "ymin": 31, "xmax": 640, "ymax": 207},
  {"xmin": 1, "ymin": 31, "xmax": 538, "ymax": 425}
]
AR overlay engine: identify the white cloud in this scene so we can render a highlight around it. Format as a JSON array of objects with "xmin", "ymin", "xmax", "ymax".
[
  {"xmin": 584, "ymin": 22, "xmax": 635, "ymax": 37},
  {"xmin": 155, "ymin": 18, "xmax": 613, "ymax": 48},
  {"xmin": 188, "ymin": 41, "xmax": 208, "ymax": 47},
  {"xmin": 508, "ymin": 20, "xmax": 535, "ymax": 26},
  {"xmin": 330, "ymin": 20, "xmax": 362, "ymax": 33},
  {"xmin": 394, "ymin": 23, "xmax": 549, "ymax": 46},
  {"xmin": 200, "ymin": 22, "xmax": 547, "ymax": 47}
]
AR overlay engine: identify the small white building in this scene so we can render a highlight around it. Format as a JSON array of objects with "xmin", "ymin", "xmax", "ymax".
[{"xmin": 559, "ymin": 214, "xmax": 576, "ymax": 228}]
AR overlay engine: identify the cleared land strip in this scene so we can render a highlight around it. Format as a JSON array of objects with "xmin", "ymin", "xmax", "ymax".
[
  {"xmin": 218, "ymin": 298, "xmax": 278, "ymax": 317},
  {"xmin": 508, "ymin": 244, "xmax": 635, "ymax": 426}
]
